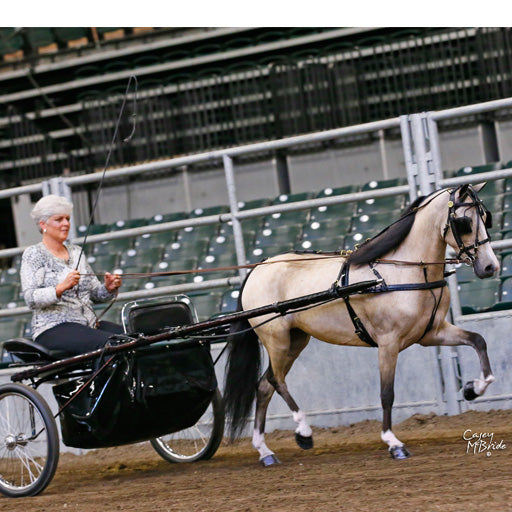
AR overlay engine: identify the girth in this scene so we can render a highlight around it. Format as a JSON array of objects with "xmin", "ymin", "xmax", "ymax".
[{"xmin": 337, "ymin": 261, "xmax": 447, "ymax": 348}]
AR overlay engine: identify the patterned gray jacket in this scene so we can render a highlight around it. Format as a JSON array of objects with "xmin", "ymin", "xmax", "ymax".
[{"xmin": 20, "ymin": 242, "xmax": 116, "ymax": 339}]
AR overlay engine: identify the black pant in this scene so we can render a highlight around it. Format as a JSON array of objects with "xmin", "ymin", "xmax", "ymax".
[{"xmin": 36, "ymin": 321, "xmax": 124, "ymax": 356}]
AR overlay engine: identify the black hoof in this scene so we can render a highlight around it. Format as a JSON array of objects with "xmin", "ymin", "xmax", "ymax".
[
  {"xmin": 260, "ymin": 454, "xmax": 281, "ymax": 467},
  {"xmin": 389, "ymin": 445, "xmax": 411, "ymax": 460},
  {"xmin": 295, "ymin": 433, "xmax": 314, "ymax": 450},
  {"xmin": 463, "ymin": 381, "xmax": 478, "ymax": 401}
]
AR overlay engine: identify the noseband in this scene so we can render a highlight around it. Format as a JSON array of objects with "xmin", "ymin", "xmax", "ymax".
[{"xmin": 443, "ymin": 185, "xmax": 492, "ymax": 263}]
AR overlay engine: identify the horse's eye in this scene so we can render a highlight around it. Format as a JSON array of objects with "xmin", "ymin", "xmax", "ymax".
[{"xmin": 453, "ymin": 216, "xmax": 473, "ymax": 235}]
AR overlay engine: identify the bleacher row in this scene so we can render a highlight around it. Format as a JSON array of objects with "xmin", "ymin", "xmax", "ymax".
[{"xmin": 1, "ymin": 162, "xmax": 512, "ymax": 341}]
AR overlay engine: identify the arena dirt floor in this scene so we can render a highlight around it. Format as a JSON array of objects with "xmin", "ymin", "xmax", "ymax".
[{"xmin": 2, "ymin": 409, "xmax": 511, "ymax": 512}]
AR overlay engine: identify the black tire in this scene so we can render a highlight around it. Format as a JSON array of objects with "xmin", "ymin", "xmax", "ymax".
[
  {"xmin": 0, "ymin": 383, "xmax": 60, "ymax": 498},
  {"xmin": 150, "ymin": 388, "xmax": 225, "ymax": 463}
]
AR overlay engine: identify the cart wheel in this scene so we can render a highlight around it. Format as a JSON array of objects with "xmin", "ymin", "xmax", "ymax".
[
  {"xmin": 150, "ymin": 388, "xmax": 225, "ymax": 463},
  {"xmin": 0, "ymin": 383, "xmax": 59, "ymax": 498}
]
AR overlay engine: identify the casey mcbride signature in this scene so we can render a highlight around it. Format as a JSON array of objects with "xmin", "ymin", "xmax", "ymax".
[{"xmin": 463, "ymin": 430, "xmax": 507, "ymax": 455}]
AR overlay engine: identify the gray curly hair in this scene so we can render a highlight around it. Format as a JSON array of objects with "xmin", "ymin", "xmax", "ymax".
[{"xmin": 30, "ymin": 194, "xmax": 73, "ymax": 226}]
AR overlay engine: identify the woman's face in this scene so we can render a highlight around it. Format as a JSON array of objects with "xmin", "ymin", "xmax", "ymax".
[{"xmin": 41, "ymin": 213, "xmax": 71, "ymax": 243}]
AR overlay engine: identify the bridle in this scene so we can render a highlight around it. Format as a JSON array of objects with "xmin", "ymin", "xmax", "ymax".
[{"xmin": 443, "ymin": 184, "xmax": 493, "ymax": 263}]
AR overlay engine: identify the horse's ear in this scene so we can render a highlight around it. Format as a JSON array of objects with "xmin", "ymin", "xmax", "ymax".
[
  {"xmin": 457, "ymin": 184, "xmax": 470, "ymax": 201},
  {"xmin": 472, "ymin": 182, "xmax": 487, "ymax": 193}
]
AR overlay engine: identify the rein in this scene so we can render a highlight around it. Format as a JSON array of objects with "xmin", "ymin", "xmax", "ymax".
[{"xmin": 79, "ymin": 253, "xmax": 467, "ymax": 280}]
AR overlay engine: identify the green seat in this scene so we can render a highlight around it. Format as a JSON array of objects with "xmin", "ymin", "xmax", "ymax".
[
  {"xmin": 457, "ymin": 279, "xmax": 500, "ymax": 314},
  {"xmin": 77, "ymin": 223, "xmax": 110, "ymax": 236},
  {"xmin": 454, "ymin": 263, "xmax": 477, "ymax": 283},
  {"xmin": 187, "ymin": 291, "xmax": 223, "ymax": 321},
  {"xmin": 120, "ymin": 247, "xmax": 163, "ymax": 268},
  {"xmin": 254, "ymin": 225, "xmax": 302, "ymax": 248},
  {"xmin": 499, "ymin": 277, "xmax": 512, "ymax": 307},
  {"xmin": 93, "ymin": 238, "xmax": 133, "ymax": 256},
  {"xmin": 500, "ymin": 253, "xmax": 512, "ymax": 278},
  {"xmin": 0, "ymin": 284, "xmax": 19, "ymax": 307},
  {"xmin": 302, "ymin": 219, "xmax": 350, "ymax": 241},
  {"xmin": 356, "ymin": 196, "xmax": 405, "ymax": 215},
  {"xmin": 190, "ymin": 205, "xmax": 230, "ymax": 218},
  {"xmin": 163, "ymin": 239, "xmax": 209, "ymax": 261},
  {"xmin": 351, "ymin": 213, "xmax": 393, "ymax": 237},
  {"xmin": 263, "ymin": 210, "xmax": 309, "ymax": 229},
  {"xmin": 53, "ymin": 27, "xmax": 90, "ymax": 45},
  {"xmin": 299, "ymin": 236, "xmax": 344, "ymax": 253},
  {"xmin": 310, "ymin": 202, "xmax": 355, "ymax": 222},
  {"xmin": 135, "ymin": 230, "xmax": 177, "ymax": 249},
  {"xmin": 456, "ymin": 162, "xmax": 503, "ymax": 177},
  {"xmin": 148, "ymin": 212, "xmax": 189, "ymax": 224},
  {"xmin": 0, "ymin": 318, "xmax": 24, "ymax": 341},
  {"xmin": 86, "ymin": 253, "xmax": 119, "ymax": 272},
  {"xmin": 111, "ymin": 218, "xmax": 148, "ymax": 231},
  {"xmin": 220, "ymin": 288, "xmax": 241, "ymax": 313},
  {"xmin": 477, "ymin": 180, "xmax": 505, "ymax": 199},
  {"xmin": 315, "ymin": 185, "xmax": 360, "ymax": 198},
  {"xmin": 361, "ymin": 178, "xmax": 407, "ymax": 191},
  {"xmin": 237, "ymin": 198, "xmax": 271, "ymax": 210},
  {"xmin": 177, "ymin": 225, "xmax": 219, "ymax": 243},
  {"xmin": 0, "ymin": 267, "xmax": 20, "ymax": 285},
  {"xmin": 25, "ymin": 28, "xmax": 56, "ymax": 50},
  {"xmin": 273, "ymin": 192, "xmax": 313, "ymax": 204},
  {"xmin": 247, "ymin": 244, "xmax": 295, "ymax": 264}
]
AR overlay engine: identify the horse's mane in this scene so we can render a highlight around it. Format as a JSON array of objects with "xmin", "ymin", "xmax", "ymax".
[{"xmin": 347, "ymin": 195, "xmax": 426, "ymax": 266}]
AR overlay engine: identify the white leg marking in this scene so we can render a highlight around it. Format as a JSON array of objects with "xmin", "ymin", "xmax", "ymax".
[
  {"xmin": 293, "ymin": 410, "xmax": 312, "ymax": 437},
  {"xmin": 473, "ymin": 373, "xmax": 495, "ymax": 395},
  {"xmin": 252, "ymin": 430, "xmax": 275, "ymax": 460},
  {"xmin": 381, "ymin": 429, "xmax": 404, "ymax": 449}
]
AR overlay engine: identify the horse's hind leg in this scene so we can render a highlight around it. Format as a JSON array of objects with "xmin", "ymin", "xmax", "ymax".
[{"xmin": 253, "ymin": 328, "xmax": 311, "ymax": 466}]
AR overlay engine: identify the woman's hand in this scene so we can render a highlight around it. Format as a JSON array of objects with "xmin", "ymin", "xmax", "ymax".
[
  {"xmin": 104, "ymin": 272, "xmax": 122, "ymax": 293},
  {"xmin": 56, "ymin": 269, "xmax": 80, "ymax": 298}
]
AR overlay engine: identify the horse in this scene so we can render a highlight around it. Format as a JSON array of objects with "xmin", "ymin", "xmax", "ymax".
[{"xmin": 223, "ymin": 183, "xmax": 499, "ymax": 465}]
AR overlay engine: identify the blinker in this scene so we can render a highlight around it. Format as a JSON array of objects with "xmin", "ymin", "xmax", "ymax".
[{"xmin": 453, "ymin": 216, "xmax": 473, "ymax": 235}]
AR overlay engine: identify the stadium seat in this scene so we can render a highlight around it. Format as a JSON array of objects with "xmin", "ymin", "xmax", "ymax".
[
  {"xmin": 219, "ymin": 288, "xmax": 241, "ymax": 313},
  {"xmin": 186, "ymin": 291, "xmax": 223, "ymax": 321},
  {"xmin": 25, "ymin": 28, "xmax": 57, "ymax": 54},
  {"xmin": 309, "ymin": 202, "xmax": 355, "ymax": 222},
  {"xmin": 134, "ymin": 230, "xmax": 177, "ymax": 250},
  {"xmin": 164, "ymin": 239, "xmax": 210, "ymax": 261},
  {"xmin": 299, "ymin": 236, "xmax": 344, "ymax": 253},
  {"xmin": 0, "ymin": 318, "xmax": 24, "ymax": 341},
  {"xmin": 119, "ymin": 247, "xmax": 163, "ymax": 269},
  {"xmin": 0, "ymin": 283, "xmax": 19, "ymax": 308},
  {"xmin": 111, "ymin": 218, "xmax": 148, "ymax": 231},
  {"xmin": 454, "ymin": 262, "xmax": 477, "ymax": 283},
  {"xmin": 53, "ymin": 27, "xmax": 90, "ymax": 48},
  {"xmin": 253, "ymin": 225, "xmax": 302, "ymax": 248},
  {"xmin": 77, "ymin": 223, "xmax": 110, "ymax": 236},
  {"xmin": 0, "ymin": 267, "xmax": 20, "ymax": 285},
  {"xmin": 86, "ymin": 253, "xmax": 119, "ymax": 273},
  {"xmin": 350, "ymin": 212, "xmax": 393, "ymax": 237},
  {"xmin": 315, "ymin": 185, "xmax": 360, "ymax": 198},
  {"xmin": 456, "ymin": 162, "xmax": 503, "ymax": 177},
  {"xmin": 355, "ymin": 196, "xmax": 405, "ymax": 215},
  {"xmin": 190, "ymin": 205, "xmax": 230, "ymax": 218},
  {"xmin": 148, "ymin": 212, "xmax": 189, "ymax": 224},
  {"xmin": 361, "ymin": 177, "xmax": 407, "ymax": 191},
  {"xmin": 246, "ymin": 244, "xmax": 295, "ymax": 264},
  {"xmin": 302, "ymin": 218, "xmax": 350, "ymax": 241},
  {"xmin": 273, "ymin": 192, "xmax": 313, "ymax": 204},
  {"xmin": 93, "ymin": 238, "xmax": 133, "ymax": 256},
  {"xmin": 263, "ymin": 210, "xmax": 309, "ymax": 229},
  {"xmin": 500, "ymin": 253, "xmax": 512, "ymax": 279},
  {"xmin": 177, "ymin": 225, "xmax": 218, "ymax": 243},
  {"xmin": 457, "ymin": 279, "xmax": 500, "ymax": 314}
]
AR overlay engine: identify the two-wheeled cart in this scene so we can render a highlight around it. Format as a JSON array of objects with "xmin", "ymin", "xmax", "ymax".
[{"xmin": 0, "ymin": 279, "xmax": 378, "ymax": 497}]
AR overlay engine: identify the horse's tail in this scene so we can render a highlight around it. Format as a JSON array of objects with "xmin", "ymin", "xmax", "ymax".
[{"xmin": 223, "ymin": 287, "xmax": 261, "ymax": 441}]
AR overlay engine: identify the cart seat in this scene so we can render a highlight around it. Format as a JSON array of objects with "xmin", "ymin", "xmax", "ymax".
[{"xmin": 3, "ymin": 338, "xmax": 70, "ymax": 364}]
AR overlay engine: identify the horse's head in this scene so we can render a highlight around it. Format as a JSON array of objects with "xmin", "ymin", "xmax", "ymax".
[{"xmin": 443, "ymin": 183, "xmax": 499, "ymax": 278}]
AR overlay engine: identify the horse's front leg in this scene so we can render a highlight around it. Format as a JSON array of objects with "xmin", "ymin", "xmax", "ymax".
[
  {"xmin": 421, "ymin": 320, "xmax": 495, "ymax": 400},
  {"xmin": 379, "ymin": 343, "xmax": 411, "ymax": 459}
]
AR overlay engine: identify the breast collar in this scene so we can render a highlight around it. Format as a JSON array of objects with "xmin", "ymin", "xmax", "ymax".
[{"xmin": 337, "ymin": 261, "xmax": 447, "ymax": 348}]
